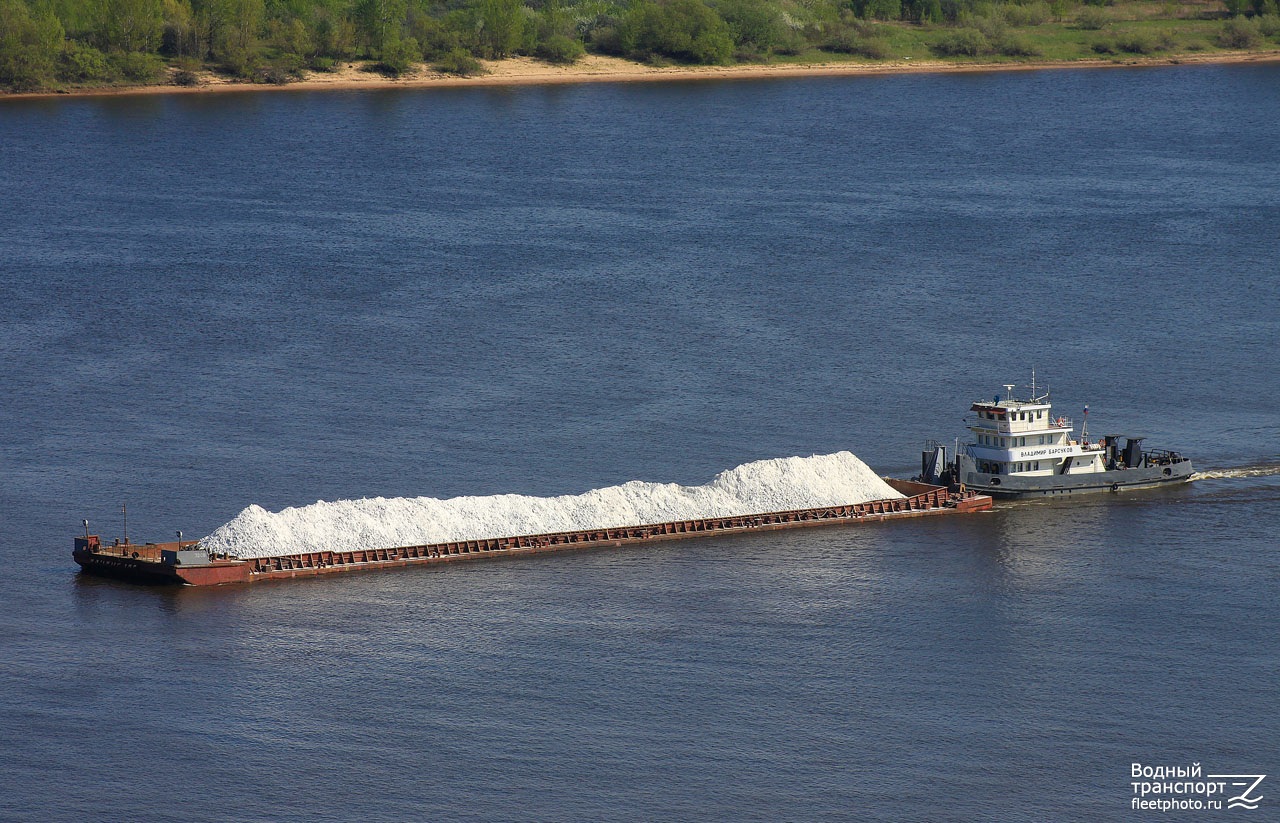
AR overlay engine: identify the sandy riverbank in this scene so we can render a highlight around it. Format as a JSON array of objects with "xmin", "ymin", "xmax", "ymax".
[{"xmin": 5, "ymin": 50, "xmax": 1280, "ymax": 101}]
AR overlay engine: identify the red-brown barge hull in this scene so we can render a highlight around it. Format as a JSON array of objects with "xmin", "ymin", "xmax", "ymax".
[{"xmin": 73, "ymin": 479, "xmax": 991, "ymax": 587}]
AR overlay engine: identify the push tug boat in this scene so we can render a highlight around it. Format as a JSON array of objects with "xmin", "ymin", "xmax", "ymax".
[{"xmin": 919, "ymin": 380, "xmax": 1193, "ymax": 499}]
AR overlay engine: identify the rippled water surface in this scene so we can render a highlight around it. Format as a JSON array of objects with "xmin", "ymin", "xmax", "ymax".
[{"xmin": 2, "ymin": 65, "xmax": 1278, "ymax": 821}]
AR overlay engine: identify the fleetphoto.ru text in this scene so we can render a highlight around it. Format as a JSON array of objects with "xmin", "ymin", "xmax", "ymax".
[{"xmin": 1131, "ymin": 763, "xmax": 1265, "ymax": 812}]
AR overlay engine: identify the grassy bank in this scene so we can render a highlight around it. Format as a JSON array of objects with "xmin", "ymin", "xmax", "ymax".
[
  {"xmin": 769, "ymin": 14, "xmax": 1280, "ymax": 65},
  {"xmin": 2, "ymin": 0, "xmax": 1279, "ymax": 95}
]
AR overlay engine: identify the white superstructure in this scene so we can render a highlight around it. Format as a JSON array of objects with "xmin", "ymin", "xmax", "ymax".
[{"xmin": 960, "ymin": 384, "xmax": 1106, "ymax": 479}]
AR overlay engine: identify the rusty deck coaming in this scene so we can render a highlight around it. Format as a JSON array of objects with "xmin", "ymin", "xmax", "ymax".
[
  {"xmin": 73, "ymin": 479, "xmax": 992, "ymax": 586},
  {"xmin": 253, "ymin": 497, "xmax": 986, "ymax": 582}
]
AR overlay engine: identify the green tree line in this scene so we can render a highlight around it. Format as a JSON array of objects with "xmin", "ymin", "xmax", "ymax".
[{"xmin": 2, "ymin": 0, "xmax": 1277, "ymax": 90}]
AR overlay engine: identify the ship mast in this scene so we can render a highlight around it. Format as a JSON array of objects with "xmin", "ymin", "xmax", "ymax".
[{"xmin": 1029, "ymin": 368, "xmax": 1050, "ymax": 403}]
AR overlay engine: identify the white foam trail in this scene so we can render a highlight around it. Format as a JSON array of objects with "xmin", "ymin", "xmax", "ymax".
[
  {"xmin": 198, "ymin": 451, "xmax": 903, "ymax": 559},
  {"xmin": 1193, "ymin": 464, "xmax": 1280, "ymax": 481}
]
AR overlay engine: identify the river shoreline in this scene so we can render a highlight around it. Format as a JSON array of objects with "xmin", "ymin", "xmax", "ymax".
[{"xmin": 4, "ymin": 50, "xmax": 1279, "ymax": 101}]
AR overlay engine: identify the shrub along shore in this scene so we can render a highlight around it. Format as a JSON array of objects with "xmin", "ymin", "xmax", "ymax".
[{"xmin": 2, "ymin": 0, "xmax": 1279, "ymax": 95}]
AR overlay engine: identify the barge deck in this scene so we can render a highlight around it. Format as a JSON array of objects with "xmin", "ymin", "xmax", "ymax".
[{"xmin": 73, "ymin": 479, "xmax": 991, "ymax": 587}]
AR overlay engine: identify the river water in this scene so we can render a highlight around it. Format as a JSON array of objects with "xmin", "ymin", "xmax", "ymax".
[{"xmin": 1, "ymin": 65, "xmax": 1278, "ymax": 821}]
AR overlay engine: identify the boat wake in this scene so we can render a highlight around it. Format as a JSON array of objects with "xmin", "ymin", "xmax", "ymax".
[
  {"xmin": 1192, "ymin": 462, "xmax": 1280, "ymax": 481},
  {"xmin": 198, "ymin": 451, "xmax": 904, "ymax": 559}
]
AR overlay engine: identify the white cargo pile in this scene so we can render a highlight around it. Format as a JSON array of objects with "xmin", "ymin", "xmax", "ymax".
[{"xmin": 198, "ymin": 451, "xmax": 903, "ymax": 559}]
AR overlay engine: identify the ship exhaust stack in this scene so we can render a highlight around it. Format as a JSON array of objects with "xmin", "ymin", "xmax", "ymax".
[
  {"xmin": 920, "ymin": 441, "xmax": 948, "ymax": 485},
  {"xmin": 1123, "ymin": 437, "xmax": 1145, "ymax": 469}
]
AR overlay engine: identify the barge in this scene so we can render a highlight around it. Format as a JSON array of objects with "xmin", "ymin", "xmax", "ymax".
[
  {"xmin": 73, "ymin": 478, "xmax": 991, "ymax": 587},
  {"xmin": 919, "ymin": 380, "xmax": 1193, "ymax": 499}
]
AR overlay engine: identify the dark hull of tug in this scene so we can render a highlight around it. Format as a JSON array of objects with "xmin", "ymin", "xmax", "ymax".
[
  {"xmin": 73, "ymin": 480, "xmax": 992, "ymax": 587},
  {"xmin": 962, "ymin": 459, "xmax": 1195, "ymax": 499}
]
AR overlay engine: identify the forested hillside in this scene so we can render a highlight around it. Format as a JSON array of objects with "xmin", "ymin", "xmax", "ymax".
[{"xmin": 2, "ymin": 0, "xmax": 1278, "ymax": 91}]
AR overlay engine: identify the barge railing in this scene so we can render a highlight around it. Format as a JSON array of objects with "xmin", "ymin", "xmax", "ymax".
[
  {"xmin": 74, "ymin": 481, "xmax": 991, "ymax": 586},
  {"xmin": 245, "ymin": 481, "xmax": 979, "ymax": 576}
]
